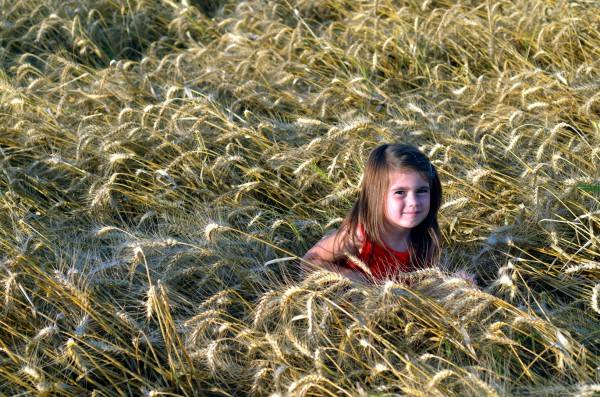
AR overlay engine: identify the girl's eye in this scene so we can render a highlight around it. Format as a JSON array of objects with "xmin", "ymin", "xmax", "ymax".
[
  {"xmin": 418, "ymin": 189, "xmax": 429, "ymax": 194},
  {"xmin": 395, "ymin": 191, "xmax": 405, "ymax": 196}
]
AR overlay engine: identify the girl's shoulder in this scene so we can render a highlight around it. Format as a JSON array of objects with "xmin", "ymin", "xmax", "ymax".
[
  {"xmin": 328, "ymin": 224, "xmax": 364, "ymax": 253},
  {"xmin": 353, "ymin": 224, "xmax": 366, "ymax": 242},
  {"xmin": 346, "ymin": 224, "xmax": 367, "ymax": 254}
]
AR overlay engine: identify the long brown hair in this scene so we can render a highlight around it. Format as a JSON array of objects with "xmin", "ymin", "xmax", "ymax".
[{"xmin": 339, "ymin": 143, "xmax": 443, "ymax": 267}]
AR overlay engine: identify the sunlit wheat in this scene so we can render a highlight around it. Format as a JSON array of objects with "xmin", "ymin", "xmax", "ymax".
[{"xmin": 0, "ymin": 0, "xmax": 598, "ymax": 395}]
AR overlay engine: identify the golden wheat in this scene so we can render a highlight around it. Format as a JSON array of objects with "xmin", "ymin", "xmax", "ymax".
[{"xmin": 0, "ymin": 0, "xmax": 598, "ymax": 395}]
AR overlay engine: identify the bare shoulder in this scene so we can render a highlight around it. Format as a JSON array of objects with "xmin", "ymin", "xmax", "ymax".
[
  {"xmin": 349, "ymin": 224, "xmax": 365, "ymax": 254},
  {"xmin": 353, "ymin": 225, "xmax": 365, "ymax": 243},
  {"xmin": 303, "ymin": 225, "xmax": 365, "ymax": 263},
  {"xmin": 301, "ymin": 225, "xmax": 368, "ymax": 281},
  {"xmin": 303, "ymin": 229, "xmax": 340, "ymax": 262}
]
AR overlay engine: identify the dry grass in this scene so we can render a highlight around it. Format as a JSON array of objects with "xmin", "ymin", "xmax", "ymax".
[{"xmin": 0, "ymin": 0, "xmax": 599, "ymax": 395}]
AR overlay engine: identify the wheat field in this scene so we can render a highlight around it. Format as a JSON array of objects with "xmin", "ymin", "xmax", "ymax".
[{"xmin": 0, "ymin": 0, "xmax": 598, "ymax": 395}]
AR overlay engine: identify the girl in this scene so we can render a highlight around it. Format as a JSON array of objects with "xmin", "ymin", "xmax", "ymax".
[{"xmin": 302, "ymin": 143, "xmax": 442, "ymax": 284}]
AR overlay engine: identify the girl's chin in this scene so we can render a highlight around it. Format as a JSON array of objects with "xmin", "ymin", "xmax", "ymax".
[
  {"xmin": 401, "ymin": 218, "xmax": 426, "ymax": 228},
  {"xmin": 388, "ymin": 221, "xmax": 422, "ymax": 230}
]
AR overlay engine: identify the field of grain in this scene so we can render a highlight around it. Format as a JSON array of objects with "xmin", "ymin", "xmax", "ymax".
[{"xmin": 0, "ymin": 0, "xmax": 599, "ymax": 395}]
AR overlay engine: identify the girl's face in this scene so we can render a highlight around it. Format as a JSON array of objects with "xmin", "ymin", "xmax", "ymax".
[{"xmin": 384, "ymin": 169, "xmax": 431, "ymax": 232}]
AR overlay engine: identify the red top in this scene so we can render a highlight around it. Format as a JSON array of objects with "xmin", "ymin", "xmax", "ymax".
[{"xmin": 341, "ymin": 233, "xmax": 411, "ymax": 282}]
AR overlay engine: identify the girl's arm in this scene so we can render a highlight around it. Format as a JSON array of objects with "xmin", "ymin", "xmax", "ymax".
[{"xmin": 301, "ymin": 230, "xmax": 368, "ymax": 283}]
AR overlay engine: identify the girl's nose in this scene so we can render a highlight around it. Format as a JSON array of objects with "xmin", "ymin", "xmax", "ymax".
[{"xmin": 406, "ymin": 192, "xmax": 419, "ymax": 206}]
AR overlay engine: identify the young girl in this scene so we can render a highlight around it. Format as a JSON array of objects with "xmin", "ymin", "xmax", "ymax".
[{"xmin": 302, "ymin": 143, "xmax": 442, "ymax": 284}]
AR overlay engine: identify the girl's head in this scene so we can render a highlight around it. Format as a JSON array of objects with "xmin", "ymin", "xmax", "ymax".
[
  {"xmin": 362, "ymin": 144, "xmax": 442, "ymax": 230},
  {"xmin": 344, "ymin": 143, "xmax": 443, "ymax": 265}
]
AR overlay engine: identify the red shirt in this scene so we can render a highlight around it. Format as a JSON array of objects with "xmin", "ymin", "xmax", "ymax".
[{"xmin": 342, "ymin": 233, "xmax": 411, "ymax": 282}]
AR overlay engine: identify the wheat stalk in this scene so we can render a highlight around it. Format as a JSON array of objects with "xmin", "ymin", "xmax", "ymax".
[{"xmin": 1, "ymin": 0, "xmax": 599, "ymax": 395}]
